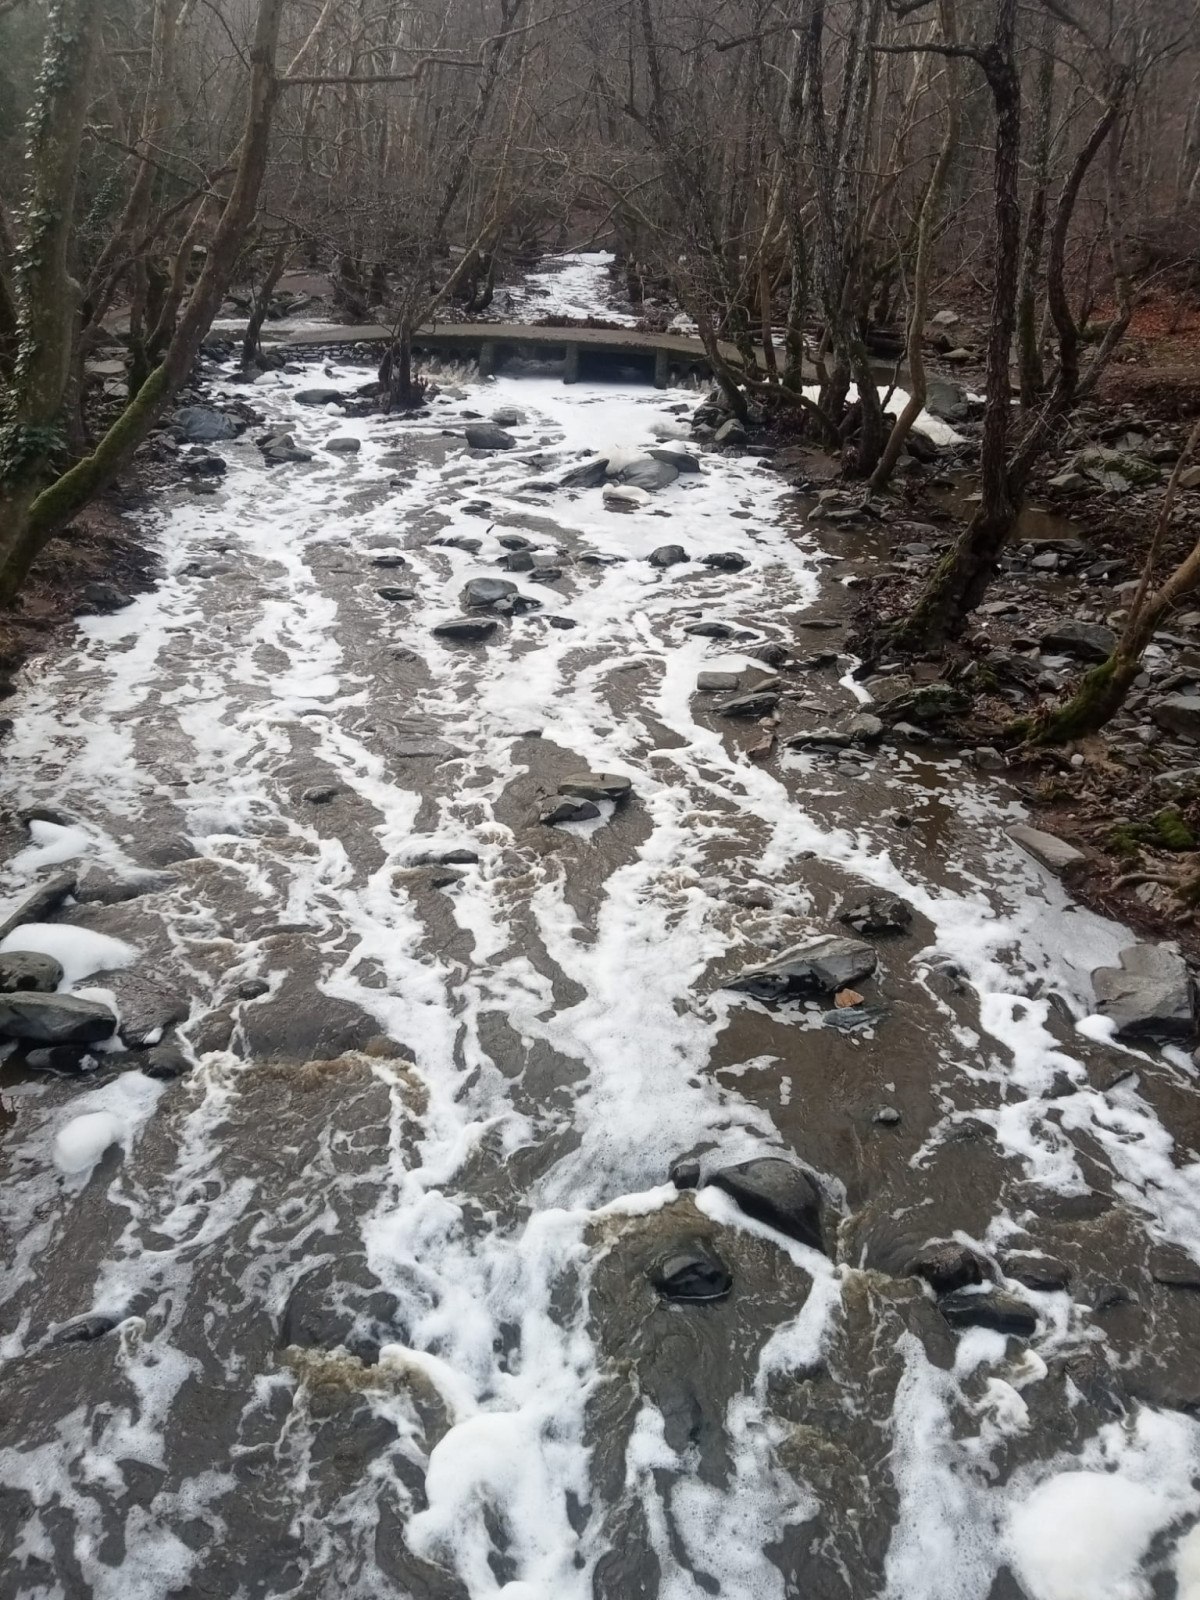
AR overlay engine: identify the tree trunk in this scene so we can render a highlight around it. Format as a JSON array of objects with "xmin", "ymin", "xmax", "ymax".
[
  {"xmin": 1017, "ymin": 17, "xmax": 1055, "ymax": 410},
  {"xmin": 0, "ymin": 0, "xmax": 106, "ymax": 579},
  {"xmin": 242, "ymin": 236, "xmax": 291, "ymax": 372},
  {"xmin": 885, "ymin": 0, "xmax": 1023, "ymax": 651}
]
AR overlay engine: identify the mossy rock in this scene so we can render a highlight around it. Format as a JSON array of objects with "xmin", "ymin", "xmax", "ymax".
[{"xmin": 1154, "ymin": 808, "xmax": 1196, "ymax": 850}]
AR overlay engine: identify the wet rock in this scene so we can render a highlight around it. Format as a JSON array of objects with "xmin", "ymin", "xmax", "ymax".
[
  {"xmin": 1092, "ymin": 942, "xmax": 1195, "ymax": 1040},
  {"xmin": 465, "ymin": 424, "xmax": 517, "ymax": 451},
  {"xmin": 697, "ymin": 671, "xmax": 741, "ymax": 692},
  {"xmin": 462, "ymin": 577, "xmax": 517, "ymax": 609},
  {"xmin": 25, "ymin": 1044, "xmax": 94, "ymax": 1072},
  {"xmin": 490, "ymin": 407, "xmax": 525, "ymax": 427},
  {"xmin": 880, "ymin": 682, "xmax": 970, "ymax": 727},
  {"xmin": 1048, "ymin": 470, "xmax": 1089, "ymax": 493},
  {"xmin": 431, "ymin": 617, "xmax": 499, "ymax": 643},
  {"xmin": 258, "ymin": 430, "xmax": 313, "ymax": 465},
  {"xmin": 0, "ymin": 991, "xmax": 117, "ymax": 1045},
  {"xmin": 838, "ymin": 893, "xmax": 913, "ymax": 936},
  {"xmin": 144, "ymin": 1041, "xmax": 192, "ymax": 1080},
  {"xmin": 503, "ymin": 549, "xmax": 535, "ymax": 571},
  {"xmin": 103, "ymin": 971, "xmax": 190, "ymax": 1048},
  {"xmin": 376, "ymin": 586, "xmax": 415, "ymax": 602},
  {"xmin": 717, "ymin": 690, "xmax": 779, "ymax": 719},
  {"xmin": 906, "ymin": 1240, "xmax": 988, "ymax": 1295},
  {"xmin": 923, "ymin": 378, "xmax": 969, "ymax": 422},
  {"xmin": 174, "ymin": 405, "xmax": 241, "ymax": 443},
  {"xmin": 1151, "ymin": 695, "xmax": 1200, "ymax": 741},
  {"xmin": 280, "ymin": 1255, "xmax": 403, "ymax": 1361},
  {"xmin": 670, "ymin": 1157, "xmax": 701, "ymax": 1190},
  {"xmin": 80, "ymin": 582, "xmax": 131, "ymax": 613},
  {"xmin": 1039, "ymin": 620, "xmax": 1117, "ymax": 662},
  {"xmin": 649, "ymin": 447, "xmax": 700, "ymax": 473},
  {"xmin": 750, "ymin": 641, "xmax": 790, "ymax": 668},
  {"xmin": 713, "ymin": 418, "xmax": 748, "ymax": 446},
  {"xmin": 436, "ymin": 848, "xmax": 480, "ymax": 866},
  {"xmin": 649, "ymin": 544, "xmax": 689, "ymax": 568},
  {"xmin": 709, "ymin": 1157, "xmax": 824, "ymax": 1252},
  {"xmin": 684, "ymin": 621, "xmax": 733, "ymax": 639},
  {"xmin": 388, "ymin": 736, "xmax": 461, "ymax": 759},
  {"xmin": 0, "ymin": 872, "xmax": 77, "ymax": 942},
  {"xmin": 701, "ymin": 552, "xmax": 749, "ymax": 573},
  {"xmin": 0, "ymin": 951, "xmax": 64, "ymax": 992},
  {"xmin": 787, "ymin": 728, "xmax": 851, "ymax": 750},
  {"xmin": 539, "ymin": 795, "xmax": 600, "ymax": 825},
  {"xmin": 939, "ymin": 1289, "xmax": 1037, "ymax": 1337},
  {"xmin": 559, "ymin": 457, "xmax": 610, "ymax": 489},
  {"xmin": 294, "ymin": 387, "xmax": 346, "ymax": 406},
  {"xmin": 45, "ymin": 1313, "xmax": 120, "ymax": 1348},
  {"xmin": 239, "ymin": 981, "xmax": 380, "ymax": 1064},
  {"xmin": 617, "ymin": 455, "xmax": 679, "ymax": 491},
  {"xmin": 303, "ymin": 785, "xmax": 339, "ymax": 804},
  {"xmin": 557, "ymin": 773, "xmax": 632, "ymax": 804},
  {"xmin": 325, "ymin": 436, "xmax": 360, "ymax": 454},
  {"xmin": 874, "ymin": 1106, "xmax": 901, "ymax": 1126},
  {"xmin": 237, "ymin": 978, "xmax": 271, "ymax": 1000},
  {"xmin": 1003, "ymin": 1253, "xmax": 1070, "ymax": 1292},
  {"xmin": 848, "ymin": 712, "xmax": 884, "ymax": 744},
  {"xmin": 728, "ymin": 934, "xmax": 877, "ymax": 1000},
  {"xmin": 20, "ymin": 804, "xmax": 77, "ymax": 828},
  {"xmin": 74, "ymin": 866, "xmax": 177, "ymax": 907},
  {"xmin": 370, "ymin": 553, "xmax": 408, "ymax": 569},
  {"xmin": 822, "ymin": 1001, "xmax": 887, "ymax": 1032},
  {"xmin": 1008, "ymin": 823, "xmax": 1086, "ymax": 877},
  {"xmin": 650, "ymin": 1242, "xmax": 732, "ymax": 1303}
]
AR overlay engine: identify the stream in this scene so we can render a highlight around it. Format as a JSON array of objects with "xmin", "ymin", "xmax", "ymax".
[{"xmin": 3, "ymin": 257, "xmax": 1200, "ymax": 1600}]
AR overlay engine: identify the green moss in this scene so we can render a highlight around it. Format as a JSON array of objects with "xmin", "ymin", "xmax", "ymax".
[
  {"xmin": 1154, "ymin": 808, "xmax": 1195, "ymax": 850},
  {"xmin": 1107, "ymin": 823, "xmax": 1149, "ymax": 857}
]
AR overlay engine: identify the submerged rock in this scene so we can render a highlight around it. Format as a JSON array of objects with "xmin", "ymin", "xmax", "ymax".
[
  {"xmin": 709, "ymin": 1157, "xmax": 824, "ymax": 1252},
  {"xmin": 1092, "ymin": 942, "xmax": 1195, "ymax": 1040},
  {"xmin": 728, "ymin": 935, "xmax": 877, "ymax": 1000},
  {"xmin": 684, "ymin": 621, "xmax": 733, "ymax": 639},
  {"xmin": 838, "ymin": 893, "xmax": 913, "ymax": 936},
  {"xmin": 650, "ymin": 1241, "xmax": 732, "ymax": 1303},
  {"xmin": 0, "ymin": 951, "xmax": 64, "ymax": 992},
  {"xmin": 432, "ymin": 617, "xmax": 499, "ymax": 643},
  {"xmin": 701, "ymin": 552, "xmax": 749, "ymax": 573},
  {"xmin": 649, "ymin": 545, "xmax": 689, "ymax": 568},
  {"xmin": 1003, "ymin": 1253, "xmax": 1070, "ymax": 1292},
  {"xmin": 939, "ymin": 1288, "xmax": 1037, "ymax": 1337},
  {"xmin": 0, "ymin": 991, "xmax": 117, "ymax": 1045}
]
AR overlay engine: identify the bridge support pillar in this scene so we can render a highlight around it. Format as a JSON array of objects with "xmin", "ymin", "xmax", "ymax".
[
  {"xmin": 478, "ymin": 340, "xmax": 497, "ymax": 378},
  {"xmin": 562, "ymin": 344, "xmax": 580, "ymax": 384},
  {"xmin": 653, "ymin": 348, "xmax": 670, "ymax": 389}
]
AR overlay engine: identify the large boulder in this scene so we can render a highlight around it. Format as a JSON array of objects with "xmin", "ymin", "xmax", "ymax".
[
  {"xmin": 0, "ymin": 992, "xmax": 117, "ymax": 1045},
  {"xmin": 923, "ymin": 378, "xmax": 969, "ymax": 422},
  {"xmin": 464, "ymin": 424, "xmax": 517, "ymax": 451},
  {"xmin": 173, "ymin": 406, "xmax": 240, "ymax": 443},
  {"xmin": 1038, "ymin": 620, "xmax": 1117, "ymax": 662},
  {"xmin": 462, "ymin": 577, "xmax": 517, "ymax": 609},
  {"xmin": 838, "ymin": 893, "xmax": 913, "ymax": 936},
  {"xmin": 1151, "ymin": 696, "xmax": 1200, "ymax": 741},
  {"xmin": 709, "ymin": 1157, "xmax": 825, "ymax": 1253},
  {"xmin": 1092, "ymin": 942, "xmax": 1195, "ymax": 1040},
  {"xmin": 560, "ymin": 457, "xmax": 610, "ymax": 488},
  {"xmin": 615, "ymin": 455, "xmax": 679, "ymax": 491},
  {"xmin": 294, "ymin": 387, "xmax": 346, "ymax": 406},
  {"xmin": 727, "ymin": 934, "xmax": 877, "ymax": 1001},
  {"xmin": 1073, "ymin": 447, "xmax": 1159, "ymax": 491},
  {"xmin": 648, "ymin": 545, "xmax": 689, "ymax": 568}
]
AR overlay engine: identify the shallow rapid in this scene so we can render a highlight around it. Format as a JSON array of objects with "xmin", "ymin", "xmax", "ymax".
[{"xmin": 3, "ymin": 261, "xmax": 1200, "ymax": 1600}]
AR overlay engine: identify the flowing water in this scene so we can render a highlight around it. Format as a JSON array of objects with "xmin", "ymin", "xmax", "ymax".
[{"xmin": 3, "ymin": 259, "xmax": 1200, "ymax": 1600}]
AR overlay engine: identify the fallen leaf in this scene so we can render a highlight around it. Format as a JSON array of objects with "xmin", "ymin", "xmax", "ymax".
[{"xmin": 834, "ymin": 988, "xmax": 864, "ymax": 1008}]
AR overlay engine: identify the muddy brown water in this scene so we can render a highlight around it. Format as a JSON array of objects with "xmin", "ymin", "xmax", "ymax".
[{"xmin": 0, "ymin": 358, "xmax": 1198, "ymax": 1600}]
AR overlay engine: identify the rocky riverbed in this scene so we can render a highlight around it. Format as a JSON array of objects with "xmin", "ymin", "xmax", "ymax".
[{"xmin": 3, "ymin": 265, "xmax": 1200, "ymax": 1600}]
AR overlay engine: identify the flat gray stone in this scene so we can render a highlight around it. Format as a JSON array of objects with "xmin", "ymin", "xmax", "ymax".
[
  {"xmin": 1008, "ymin": 824, "xmax": 1086, "ymax": 876},
  {"xmin": 539, "ymin": 795, "xmax": 600, "ymax": 826},
  {"xmin": 697, "ymin": 671, "xmax": 741, "ymax": 692},
  {"xmin": 432, "ymin": 617, "xmax": 499, "ymax": 643},
  {"xmin": 557, "ymin": 773, "xmax": 632, "ymax": 803},
  {"xmin": 1092, "ymin": 942, "xmax": 1195, "ymax": 1040},
  {"xmin": 728, "ymin": 934, "xmax": 877, "ymax": 1000},
  {"xmin": 1152, "ymin": 695, "xmax": 1200, "ymax": 741},
  {"xmin": 326, "ymin": 436, "xmax": 361, "ymax": 454},
  {"xmin": 0, "ymin": 874, "xmax": 77, "ymax": 943},
  {"xmin": 1039, "ymin": 620, "xmax": 1117, "ymax": 662},
  {"xmin": 717, "ymin": 691, "xmax": 779, "ymax": 719},
  {"xmin": 463, "ymin": 577, "xmax": 517, "ymax": 609}
]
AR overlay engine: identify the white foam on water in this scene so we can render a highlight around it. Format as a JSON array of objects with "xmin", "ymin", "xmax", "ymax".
[
  {"xmin": 0, "ymin": 922, "xmax": 138, "ymax": 988},
  {"xmin": 0, "ymin": 351, "xmax": 1197, "ymax": 1600}
]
